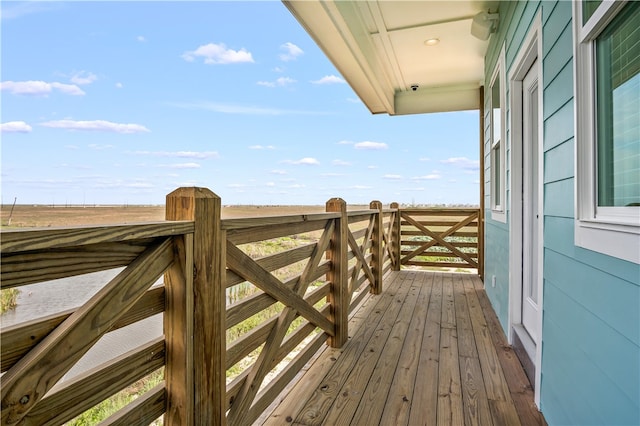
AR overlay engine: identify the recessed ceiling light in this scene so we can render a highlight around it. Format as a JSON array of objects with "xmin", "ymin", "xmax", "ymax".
[{"xmin": 424, "ymin": 38, "xmax": 440, "ymax": 46}]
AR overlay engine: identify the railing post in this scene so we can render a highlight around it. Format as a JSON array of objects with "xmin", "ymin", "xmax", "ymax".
[
  {"xmin": 390, "ymin": 202, "xmax": 401, "ymax": 271},
  {"xmin": 166, "ymin": 187, "xmax": 226, "ymax": 426},
  {"xmin": 369, "ymin": 200, "xmax": 383, "ymax": 294},
  {"xmin": 326, "ymin": 198, "xmax": 348, "ymax": 348}
]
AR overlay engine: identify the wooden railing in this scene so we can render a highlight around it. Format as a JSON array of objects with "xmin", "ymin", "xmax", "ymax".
[
  {"xmin": 399, "ymin": 208, "xmax": 480, "ymax": 271},
  {"xmin": 0, "ymin": 187, "xmax": 479, "ymax": 425}
]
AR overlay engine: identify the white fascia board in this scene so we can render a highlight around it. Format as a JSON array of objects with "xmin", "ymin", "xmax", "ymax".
[
  {"xmin": 394, "ymin": 83, "xmax": 480, "ymax": 115},
  {"xmin": 283, "ymin": 0, "xmax": 394, "ymax": 115}
]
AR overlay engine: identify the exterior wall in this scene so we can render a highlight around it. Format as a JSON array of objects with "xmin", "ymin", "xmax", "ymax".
[{"xmin": 484, "ymin": 1, "xmax": 640, "ymax": 424}]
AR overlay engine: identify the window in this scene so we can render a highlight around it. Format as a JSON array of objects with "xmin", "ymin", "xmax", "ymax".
[
  {"xmin": 490, "ymin": 47, "xmax": 506, "ymax": 223},
  {"xmin": 574, "ymin": 0, "xmax": 640, "ymax": 264}
]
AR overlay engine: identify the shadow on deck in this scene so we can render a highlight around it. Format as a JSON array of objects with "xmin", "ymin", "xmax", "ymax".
[{"xmin": 258, "ymin": 271, "xmax": 546, "ymax": 425}]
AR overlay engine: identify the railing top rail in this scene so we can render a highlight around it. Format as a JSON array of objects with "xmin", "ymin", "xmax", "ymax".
[
  {"xmin": 345, "ymin": 209, "xmax": 379, "ymax": 218},
  {"xmin": 0, "ymin": 221, "xmax": 194, "ymax": 253},
  {"xmin": 400, "ymin": 207, "xmax": 480, "ymax": 215},
  {"xmin": 221, "ymin": 212, "xmax": 340, "ymax": 230}
]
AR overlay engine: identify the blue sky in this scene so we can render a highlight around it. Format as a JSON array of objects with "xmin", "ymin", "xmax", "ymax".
[{"xmin": 1, "ymin": 1, "xmax": 480, "ymax": 206}]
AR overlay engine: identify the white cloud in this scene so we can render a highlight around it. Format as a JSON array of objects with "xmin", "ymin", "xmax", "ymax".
[
  {"xmin": 383, "ymin": 174, "xmax": 402, "ymax": 180},
  {"xmin": 115, "ymin": 82, "xmax": 123, "ymax": 89},
  {"xmin": 419, "ymin": 157, "xmax": 431, "ymax": 162},
  {"xmin": 311, "ymin": 75, "xmax": 346, "ymax": 85},
  {"xmin": 346, "ymin": 97, "xmax": 361, "ymax": 104},
  {"xmin": 169, "ymin": 101, "xmax": 329, "ymax": 116},
  {"xmin": 279, "ymin": 42, "xmax": 304, "ymax": 61},
  {"xmin": 40, "ymin": 119, "xmax": 150, "ymax": 134},
  {"xmin": 283, "ymin": 157, "xmax": 320, "ymax": 165},
  {"xmin": 355, "ymin": 141, "xmax": 388, "ymax": 150},
  {"xmin": 440, "ymin": 157, "xmax": 479, "ymax": 171},
  {"xmin": 88, "ymin": 144, "xmax": 114, "ymax": 150},
  {"xmin": 412, "ymin": 174, "xmax": 442, "ymax": 180},
  {"xmin": 228, "ymin": 183, "xmax": 246, "ymax": 188},
  {"xmin": 320, "ymin": 172, "xmax": 344, "ymax": 177},
  {"xmin": 257, "ymin": 76, "xmax": 296, "ymax": 88},
  {"xmin": 367, "ymin": 165, "xmax": 378, "ymax": 169},
  {"xmin": 162, "ymin": 163, "xmax": 201, "ymax": 169},
  {"xmin": 332, "ymin": 159, "xmax": 351, "ymax": 166},
  {"xmin": 133, "ymin": 150, "xmax": 218, "ymax": 159},
  {"xmin": 265, "ymin": 182, "xmax": 276, "ymax": 187},
  {"xmin": 349, "ymin": 185, "xmax": 372, "ymax": 190},
  {"xmin": 270, "ymin": 169, "xmax": 287, "ymax": 175},
  {"xmin": 182, "ymin": 42, "xmax": 254, "ymax": 64},
  {"xmin": 70, "ymin": 71, "xmax": 97, "ymax": 85},
  {"xmin": 337, "ymin": 140, "xmax": 353, "ymax": 145},
  {"xmin": 249, "ymin": 145, "xmax": 275, "ymax": 150},
  {"xmin": 273, "ymin": 66, "xmax": 285, "ymax": 73},
  {"xmin": 1, "ymin": 80, "xmax": 85, "ymax": 96},
  {"xmin": 137, "ymin": 35, "xmax": 146, "ymax": 42},
  {"xmin": 1, "ymin": 121, "xmax": 32, "ymax": 133},
  {"xmin": 288, "ymin": 183, "xmax": 305, "ymax": 188}
]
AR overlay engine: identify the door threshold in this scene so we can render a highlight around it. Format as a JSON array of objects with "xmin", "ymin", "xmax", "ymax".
[{"xmin": 512, "ymin": 324, "xmax": 536, "ymax": 388}]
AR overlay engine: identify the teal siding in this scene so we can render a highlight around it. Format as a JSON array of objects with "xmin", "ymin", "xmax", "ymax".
[{"xmin": 483, "ymin": 1, "xmax": 640, "ymax": 424}]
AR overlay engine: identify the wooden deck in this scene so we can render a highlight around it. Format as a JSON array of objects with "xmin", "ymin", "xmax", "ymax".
[{"xmin": 259, "ymin": 271, "xmax": 546, "ymax": 426}]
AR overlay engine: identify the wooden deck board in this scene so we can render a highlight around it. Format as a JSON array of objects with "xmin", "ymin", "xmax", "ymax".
[{"xmin": 258, "ymin": 271, "xmax": 546, "ymax": 426}]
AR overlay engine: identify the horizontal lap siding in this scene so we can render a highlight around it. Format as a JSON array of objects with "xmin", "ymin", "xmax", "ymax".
[
  {"xmin": 484, "ymin": 0, "xmax": 640, "ymax": 424},
  {"xmin": 539, "ymin": 2, "xmax": 640, "ymax": 425}
]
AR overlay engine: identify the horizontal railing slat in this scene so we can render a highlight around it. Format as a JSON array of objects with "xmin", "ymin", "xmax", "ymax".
[
  {"xmin": 0, "ymin": 221, "xmax": 193, "ymax": 253},
  {"xmin": 403, "ymin": 260, "xmax": 477, "ymax": 268},
  {"xmin": 222, "ymin": 213, "xmax": 339, "ymax": 230},
  {"xmin": 100, "ymin": 382, "xmax": 166, "ymax": 426},
  {"xmin": 226, "ymin": 220, "xmax": 330, "ymax": 245},
  {"xmin": 399, "ymin": 208, "xmax": 479, "ymax": 215},
  {"xmin": 1, "ymin": 240, "xmax": 158, "ymax": 289},
  {"xmin": 23, "ymin": 338, "xmax": 165, "ymax": 425},
  {"xmin": 1, "ymin": 286, "xmax": 165, "ymax": 372}
]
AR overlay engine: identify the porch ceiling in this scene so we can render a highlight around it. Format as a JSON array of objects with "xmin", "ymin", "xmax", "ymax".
[{"xmin": 284, "ymin": 0, "xmax": 498, "ymax": 115}]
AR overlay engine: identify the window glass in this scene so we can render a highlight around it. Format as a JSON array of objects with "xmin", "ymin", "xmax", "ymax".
[
  {"xmin": 491, "ymin": 77, "xmax": 501, "ymax": 146},
  {"xmin": 583, "ymin": 0, "xmax": 602, "ymax": 25},
  {"xmin": 493, "ymin": 145, "xmax": 501, "ymax": 206},
  {"xmin": 596, "ymin": 2, "xmax": 640, "ymax": 207}
]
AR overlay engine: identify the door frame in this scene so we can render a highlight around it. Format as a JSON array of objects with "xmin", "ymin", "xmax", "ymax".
[{"xmin": 508, "ymin": 11, "xmax": 544, "ymax": 407}]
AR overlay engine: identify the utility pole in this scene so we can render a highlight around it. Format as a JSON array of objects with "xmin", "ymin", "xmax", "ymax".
[{"xmin": 7, "ymin": 197, "xmax": 17, "ymax": 226}]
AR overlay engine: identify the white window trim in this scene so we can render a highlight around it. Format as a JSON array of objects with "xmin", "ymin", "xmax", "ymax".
[
  {"xmin": 490, "ymin": 45, "xmax": 507, "ymax": 223},
  {"xmin": 573, "ymin": 0, "xmax": 640, "ymax": 264}
]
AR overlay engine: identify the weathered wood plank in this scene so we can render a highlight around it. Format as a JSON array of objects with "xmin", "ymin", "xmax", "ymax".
[
  {"xmin": 474, "ymin": 277, "xmax": 546, "ymax": 426},
  {"xmin": 294, "ymin": 272, "xmax": 410, "ymax": 425},
  {"xmin": 459, "ymin": 355, "xmax": 494, "ymax": 426},
  {"xmin": 99, "ymin": 382, "xmax": 166, "ymax": 426},
  {"xmin": 1, "ymin": 286, "xmax": 165, "ymax": 373},
  {"xmin": 226, "ymin": 243, "xmax": 317, "ymax": 288},
  {"xmin": 404, "ymin": 261, "xmax": 477, "ymax": 269},
  {"xmin": 226, "ymin": 243, "xmax": 334, "ymax": 336},
  {"xmin": 1, "ymin": 238, "xmax": 173, "ymax": 424},
  {"xmin": 164, "ymin": 232, "xmax": 194, "ymax": 426},
  {"xmin": 349, "ymin": 272, "xmax": 421, "ymax": 425},
  {"xmin": 23, "ymin": 338, "xmax": 165, "ymax": 425},
  {"xmin": 403, "ymin": 230, "xmax": 478, "ymax": 238},
  {"xmin": 400, "ymin": 208, "xmax": 479, "ymax": 216},
  {"xmin": 462, "ymin": 274, "xmax": 508, "ymax": 401},
  {"xmin": 221, "ymin": 213, "xmax": 338, "ymax": 230},
  {"xmin": 225, "ymin": 219, "xmax": 330, "ymax": 245},
  {"xmin": 0, "ymin": 222, "xmax": 193, "ymax": 253},
  {"xmin": 262, "ymin": 288, "xmax": 377, "ymax": 425},
  {"xmin": 247, "ymin": 331, "xmax": 328, "ymax": 424},
  {"xmin": 166, "ymin": 187, "xmax": 225, "ymax": 426},
  {"xmin": 408, "ymin": 272, "xmax": 444, "ymax": 426},
  {"xmin": 378, "ymin": 272, "xmax": 431, "ymax": 426},
  {"xmin": 437, "ymin": 327, "xmax": 464, "ymax": 426},
  {"xmin": 226, "ymin": 220, "xmax": 334, "ymax": 425},
  {"xmin": 1, "ymin": 240, "xmax": 156, "ymax": 289}
]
